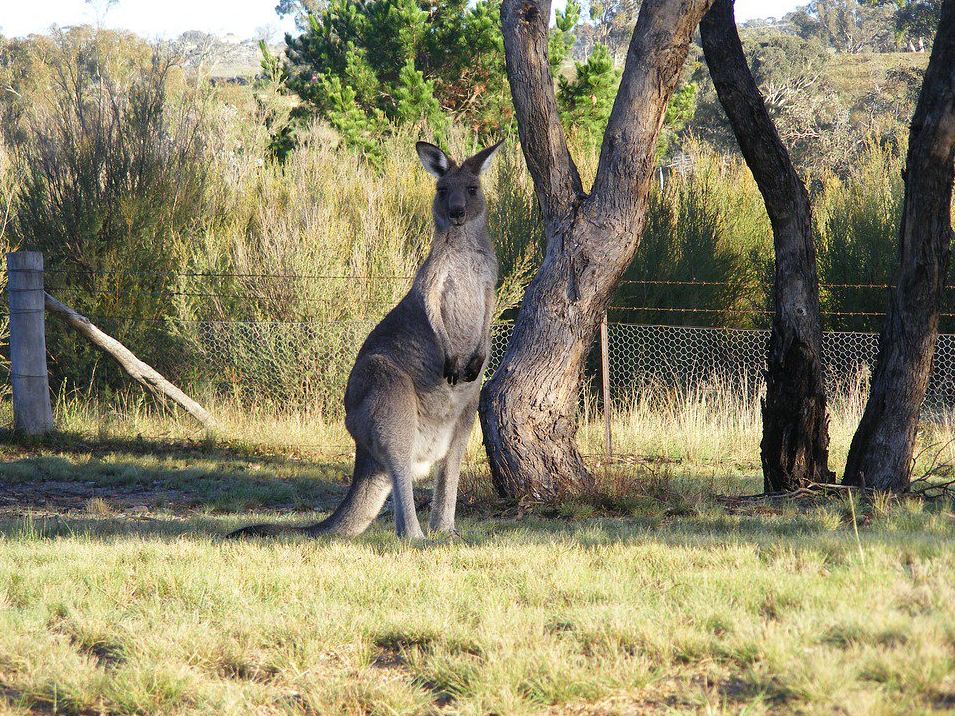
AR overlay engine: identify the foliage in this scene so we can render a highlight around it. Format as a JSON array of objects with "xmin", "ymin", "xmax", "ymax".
[
  {"xmin": 282, "ymin": 0, "xmax": 509, "ymax": 149},
  {"xmin": 8, "ymin": 30, "xmax": 210, "ymax": 389},
  {"xmin": 691, "ymin": 29, "xmax": 856, "ymax": 176},
  {"xmin": 869, "ymin": 0, "xmax": 943, "ymax": 49},
  {"xmin": 274, "ymin": 0, "xmax": 323, "ymax": 29},
  {"xmin": 557, "ymin": 44, "xmax": 620, "ymax": 148},
  {"xmin": 815, "ymin": 139, "xmax": 903, "ymax": 331},
  {"xmin": 549, "ymin": 0, "xmax": 581, "ymax": 74},
  {"xmin": 0, "ymin": 25, "xmax": 941, "ymax": 411},
  {"xmin": 617, "ymin": 141, "xmax": 773, "ymax": 328},
  {"xmin": 587, "ymin": 0, "xmax": 641, "ymax": 61},
  {"xmin": 787, "ymin": 0, "xmax": 897, "ymax": 53},
  {"xmin": 257, "ymin": 40, "xmax": 296, "ymax": 161},
  {"xmin": 659, "ymin": 83, "xmax": 697, "ymax": 158}
]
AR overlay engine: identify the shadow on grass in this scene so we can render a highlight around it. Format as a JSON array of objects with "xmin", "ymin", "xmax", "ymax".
[
  {"xmin": 0, "ymin": 429, "xmax": 355, "ymax": 514},
  {"xmin": 1, "ymin": 431, "xmax": 952, "ymax": 553}
]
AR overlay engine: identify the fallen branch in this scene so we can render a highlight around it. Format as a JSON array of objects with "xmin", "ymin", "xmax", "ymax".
[
  {"xmin": 44, "ymin": 293, "xmax": 216, "ymax": 430},
  {"xmin": 718, "ymin": 481, "xmax": 876, "ymax": 504},
  {"xmin": 722, "ymin": 478, "xmax": 955, "ymax": 504}
]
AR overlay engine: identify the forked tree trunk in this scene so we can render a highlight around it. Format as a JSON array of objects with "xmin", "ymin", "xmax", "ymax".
[
  {"xmin": 700, "ymin": 0, "xmax": 832, "ymax": 492},
  {"xmin": 480, "ymin": 0, "xmax": 715, "ymax": 501},
  {"xmin": 843, "ymin": 0, "xmax": 955, "ymax": 492}
]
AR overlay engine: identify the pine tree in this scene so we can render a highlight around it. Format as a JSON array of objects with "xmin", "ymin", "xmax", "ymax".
[
  {"xmin": 282, "ymin": 0, "xmax": 510, "ymax": 148},
  {"xmin": 549, "ymin": 0, "xmax": 581, "ymax": 74},
  {"xmin": 557, "ymin": 43, "xmax": 620, "ymax": 146}
]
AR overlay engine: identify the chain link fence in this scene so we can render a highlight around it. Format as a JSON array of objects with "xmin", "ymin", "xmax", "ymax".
[{"xmin": 183, "ymin": 319, "xmax": 955, "ymax": 411}]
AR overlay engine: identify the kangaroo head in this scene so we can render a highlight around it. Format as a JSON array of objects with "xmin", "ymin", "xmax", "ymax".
[{"xmin": 416, "ymin": 140, "xmax": 503, "ymax": 230}]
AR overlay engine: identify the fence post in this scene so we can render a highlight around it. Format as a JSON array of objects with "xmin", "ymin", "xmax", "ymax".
[
  {"xmin": 600, "ymin": 312, "xmax": 612, "ymax": 462},
  {"xmin": 7, "ymin": 251, "xmax": 53, "ymax": 435}
]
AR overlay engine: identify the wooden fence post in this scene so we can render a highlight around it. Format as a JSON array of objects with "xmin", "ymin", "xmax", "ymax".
[
  {"xmin": 600, "ymin": 312, "xmax": 612, "ymax": 462},
  {"xmin": 7, "ymin": 251, "xmax": 53, "ymax": 434}
]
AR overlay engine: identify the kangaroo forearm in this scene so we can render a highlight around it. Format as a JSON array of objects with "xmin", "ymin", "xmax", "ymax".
[{"xmin": 423, "ymin": 275, "xmax": 454, "ymax": 359}]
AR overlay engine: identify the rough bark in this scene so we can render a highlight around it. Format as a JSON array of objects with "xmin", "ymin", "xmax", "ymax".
[
  {"xmin": 700, "ymin": 0, "xmax": 832, "ymax": 492},
  {"xmin": 480, "ymin": 0, "xmax": 714, "ymax": 502},
  {"xmin": 843, "ymin": 0, "xmax": 955, "ymax": 492}
]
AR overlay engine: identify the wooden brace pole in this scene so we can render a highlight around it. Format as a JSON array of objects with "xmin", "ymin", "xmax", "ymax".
[{"xmin": 44, "ymin": 293, "xmax": 217, "ymax": 430}]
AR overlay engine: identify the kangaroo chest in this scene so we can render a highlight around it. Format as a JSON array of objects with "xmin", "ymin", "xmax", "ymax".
[{"xmin": 439, "ymin": 251, "xmax": 493, "ymax": 351}]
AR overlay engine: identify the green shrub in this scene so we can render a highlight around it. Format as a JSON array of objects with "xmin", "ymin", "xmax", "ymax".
[
  {"xmin": 10, "ymin": 31, "xmax": 210, "ymax": 390},
  {"xmin": 614, "ymin": 141, "xmax": 773, "ymax": 328}
]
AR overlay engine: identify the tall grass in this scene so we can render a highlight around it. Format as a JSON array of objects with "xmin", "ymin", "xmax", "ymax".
[
  {"xmin": 617, "ymin": 140, "xmax": 773, "ymax": 328},
  {"xmin": 815, "ymin": 138, "xmax": 905, "ymax": 332}
]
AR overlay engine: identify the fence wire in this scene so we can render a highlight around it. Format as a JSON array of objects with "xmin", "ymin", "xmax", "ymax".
[{"xmin": 181, "ymin": 319, "xmax": 955, "ymax": 410}]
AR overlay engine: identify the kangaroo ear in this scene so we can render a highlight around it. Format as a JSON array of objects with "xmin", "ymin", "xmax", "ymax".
[
  {"xmin": 416, "ymin": 141, "xmax": 451, "ymax": 179},
  {"xmin": 464, "ymin": 140, "xmax": 504, "ymax": 175}
]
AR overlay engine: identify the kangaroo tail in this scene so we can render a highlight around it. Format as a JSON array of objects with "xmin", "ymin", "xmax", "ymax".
[{"xmin": 226, "ymin": 453, "xmax": 391, "ymax": 539}]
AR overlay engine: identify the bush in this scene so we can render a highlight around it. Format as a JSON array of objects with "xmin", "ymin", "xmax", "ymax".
[
  {"xmin": 10, "ymin": 30, "xmax": 211, "ymax": 390},
  {"xmin": 815, "ymin": 140, "xmax": 901, "ymax": 331}
]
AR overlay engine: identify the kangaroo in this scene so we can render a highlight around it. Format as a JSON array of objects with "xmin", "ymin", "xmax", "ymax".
[{"xmin": 229, "ymin": 140, "xmax": 502, "ymax": 540}]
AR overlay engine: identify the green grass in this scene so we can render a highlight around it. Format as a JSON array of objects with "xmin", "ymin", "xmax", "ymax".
[{"xmin": 1, "ymin": 414, "xmax": 954, "ymax": 714}]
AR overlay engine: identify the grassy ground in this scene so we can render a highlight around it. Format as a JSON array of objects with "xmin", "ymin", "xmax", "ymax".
[{"xmin": 0, "ymin": 397, "xmax": 954, "ymax": 715}]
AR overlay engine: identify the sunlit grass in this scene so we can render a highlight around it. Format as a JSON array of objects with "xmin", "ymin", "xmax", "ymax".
[
  {"xmin": 0, "ymin": 491, "xmax": 953, "ymax": 714},
  {"xmin": 1, "ymin": 385, "xmax": 954, "ymax": 714}
]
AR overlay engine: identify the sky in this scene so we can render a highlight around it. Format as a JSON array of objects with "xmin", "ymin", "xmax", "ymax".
[{"xmin": 1, "ymin": 0, "xmax": 804, "ymax": 41}]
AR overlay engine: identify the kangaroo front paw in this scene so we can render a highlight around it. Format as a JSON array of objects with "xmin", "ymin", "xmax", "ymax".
[
  {"xmin": 462, "ymin": 352, "xmax": 486, "ymax": 383},
  {"xmin": 443, "ymin": 355, "xmax": 463, "ymax": 385}
]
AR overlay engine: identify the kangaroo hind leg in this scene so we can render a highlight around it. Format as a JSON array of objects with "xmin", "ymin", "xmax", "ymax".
[
  {"xmin": 225, "ymin": 447, "xmax": 389, "ymax": 539},
  {"xmin": 429, "ymin": 397, "xmax": 477, "ymax": 535},
  {"xmin": 353, "ymin": 365, "xmax": 425, "ymax": 541},
  {"xmin": 303, "ymin": 446, "xmax": 391, "ymax": 537}
]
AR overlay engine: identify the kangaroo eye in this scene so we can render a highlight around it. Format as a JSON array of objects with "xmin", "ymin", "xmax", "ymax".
[
  {"xmin": 437, "ymin": 188, "xmax": 448, "ymax": 197},
  {"xmin": 467, "ymin": 186, "xmax": 478, "ymax": 196}
]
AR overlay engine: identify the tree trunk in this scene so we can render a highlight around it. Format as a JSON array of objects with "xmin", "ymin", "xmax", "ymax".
[
  {"xmin": 480, "ymin": 0, "xmax": 714, "ymax": 502},
  {"xmin": 843, "ymin": 0, "xmax": 955, "ymax": 492},
  {"xmin": 700, "ymin": 0, "xmax": 832, "ymax": 492}
]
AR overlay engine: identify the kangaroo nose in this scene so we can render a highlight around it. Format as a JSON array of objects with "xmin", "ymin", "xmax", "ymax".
[{"xmin": 449, "ymin": 205, "xmax": 465, "ymax": 219}]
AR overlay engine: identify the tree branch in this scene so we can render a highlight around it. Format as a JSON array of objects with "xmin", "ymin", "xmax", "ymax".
[
  {"xmin": 589, "ymin": 0, "xmax": 713, "ymax": 225},
  {"xmin": 700, "ymin": 0, "xmax": 808, "ymax": 227},
  {"xmin": 501, "ymin": 0, "xmax": 583, "ymax": 222}
]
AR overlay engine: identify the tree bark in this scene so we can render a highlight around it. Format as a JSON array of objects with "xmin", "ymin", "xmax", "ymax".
[
  {"xmin": 700, "ymin": 0, "xmax": 832, "ymax": 492},
  {"xmin": 843, "ymin": 0, "xmax": 955, "ymax": 492},
  {"xmin": 480, "ymin": 0, "xmax": 714, "ymax": 502}
]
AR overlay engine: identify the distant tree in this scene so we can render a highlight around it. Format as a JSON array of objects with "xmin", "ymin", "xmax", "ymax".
[
  {"xmin": 691, "ymin": 29, "xmax": 854, "ymax": 175},
  {"xmin": 788, "ymin": 0, "xmax": 896, "ymax": 53},
  {"xmin": 587, "ymin": 0, "xmax": 642, "ymax": 60},
  {"xmin": 881, "ymin": 0, "xmax": 942, "ymax": 50},
  {"xmin": 274, "ymin": 0, "xmax": 324, "ymax": 29}
]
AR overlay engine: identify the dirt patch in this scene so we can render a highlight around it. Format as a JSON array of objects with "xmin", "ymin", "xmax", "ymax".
[{"xmin": 0, "ymin": 480, "xmax": 196, "ymax": 517}]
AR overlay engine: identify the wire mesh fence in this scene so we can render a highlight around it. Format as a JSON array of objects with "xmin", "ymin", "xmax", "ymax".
[{"xmin": 182, "ymin": 318, "xmax": 955, "ymax": 410}]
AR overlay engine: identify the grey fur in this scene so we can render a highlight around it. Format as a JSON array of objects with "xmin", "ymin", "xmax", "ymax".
[{"xmin": 228, "ymin": 140, "xmax": 502, "ymax": 540}]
